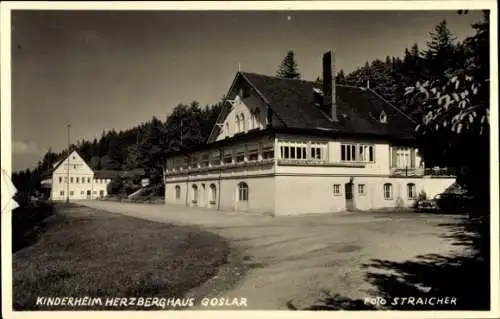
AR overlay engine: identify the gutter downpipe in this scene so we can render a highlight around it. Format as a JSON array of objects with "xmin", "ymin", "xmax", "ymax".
[{"xmin": 218, "ymin": 148, "xmax": 222, "ymax": 211}]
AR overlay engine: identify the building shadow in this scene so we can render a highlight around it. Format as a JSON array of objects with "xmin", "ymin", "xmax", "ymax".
[{"xmin": 287, "ymin": 214, "xmax": 490, "ymax": 311}]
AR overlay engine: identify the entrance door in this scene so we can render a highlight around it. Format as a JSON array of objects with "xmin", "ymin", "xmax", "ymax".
[
  {"xmin": 86, "ymin": 190, "xmax": 91, "ymax": 199},
  {"xmin": 345, "ymin": 183, "xmax": 354, "ymax": 211}
]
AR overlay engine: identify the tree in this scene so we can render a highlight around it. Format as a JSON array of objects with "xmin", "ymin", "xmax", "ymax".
[
  {"xmin": 424, "ymin": 20, "xmax": 458, "ymax": 79},
  {"xmin": 405, "ymin": 11, "xmax": 490, "ymax": 207},
  {"xmin": 276, "ymin": 50, "xmax": 301, "ymax": 79}
]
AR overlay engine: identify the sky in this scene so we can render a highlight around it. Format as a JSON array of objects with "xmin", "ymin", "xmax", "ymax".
[{"xmin": 10, "ymin": 9, "xmax": 483, "ymax": 171}]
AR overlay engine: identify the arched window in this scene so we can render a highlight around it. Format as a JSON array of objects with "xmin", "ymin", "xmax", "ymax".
[
  {"xmin": 254, "ymin": 108, "xmax": 261, "ymax": 129},
  {"xmin": 249, "ymin": 111, "xmax": 255, "ymax": 130},
  {"xmin": 238, "ymin": 182, "xmax": 249, "ymax": 201},
  {"xmin": 175, "ymin": 185, "xmax": 181, "ymax": 200},
  {"xmin": 192, "ymin": 184, "xmax": 199, "ymax": 203},
  {"xmin": 235, "ymin": 115, "xmax": 240, "ymax": 133},
  {"xmin": 209, "ymin": 184, "xmax": 217, "ymax": 204},
  {"xmin": 383, "ymin": 183, "xmax": 393, "ymax": 200},
  {"xmin": 407, "ymin": 183, "xmax": 416, "ymax": 199},
  {"xmin": 240, "ymin": 113, "xmax": 246, "ymax": 132}
]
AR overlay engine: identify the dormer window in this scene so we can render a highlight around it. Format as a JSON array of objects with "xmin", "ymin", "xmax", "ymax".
[{"xmin": 379, "ymin": 111, "xmax": 388, "ymax": 124}]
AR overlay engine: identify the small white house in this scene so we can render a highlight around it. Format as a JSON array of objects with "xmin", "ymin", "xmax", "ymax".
[
  {"xmin": 164, "ymin": 51, "xmax": 456, "ymax": 215},
  {"xmin": 42, "ymin": 150, "xmax": 111, "ymax": 201}
]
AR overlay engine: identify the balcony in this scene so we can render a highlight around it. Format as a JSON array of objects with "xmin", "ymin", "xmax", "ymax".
[
  {"xmin": 390, "ymin": 167, "xmax": 456, "ymax": 177},
  {"xmin": 165, "ymin": 158, "xmax": 275, "ymax": 177},
  {"xmin": 390, "ymin": 167, "xmax": 425, "ymax": 177},
  {"xmin": 277, "ymin": 159, "xmax": 366, "ymax": 168}
]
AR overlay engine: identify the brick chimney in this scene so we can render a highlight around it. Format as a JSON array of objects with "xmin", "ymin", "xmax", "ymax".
[{"xmin": 322, "ymin": 50, "xmax": 337, "ymax": 121}]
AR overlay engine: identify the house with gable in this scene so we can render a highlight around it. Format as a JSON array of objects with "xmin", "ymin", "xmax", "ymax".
[
  {"xmin": 41, "ymin": 150, "xmax": 112, "ymax": 201},
  {"xmin": 164, "ymin": 51, "xmax": 456, "ymax": 215}
]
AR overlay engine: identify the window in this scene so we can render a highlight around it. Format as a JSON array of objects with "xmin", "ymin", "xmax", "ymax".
[
  {"xmin": 250, "ymin": 111, "xmax": 255, "ymax": 130},
  {"xmin": 99, "ymin": 190, "xmax": 104, "ymax": 197},
  {"xmin": 332, "ymin": 184, "xmax": 341, "ymax": 196},
  {"xmin": 175, "ymin": 185, "xmax": 181, "ymax": 200},
  {"xmin": 236, "ymin": 115, "xmax": 240, "ymax": 133},
  {"xmin": 407, "ymin": 183, "xmax": 416, "ymax": 199},
  {"xmin": 209, "ymin": 184, "xmax": 217, "ymax": 204},
  {"xmin": 248, "ymin": 148, "xmax": 259, "ymax": 161},
  {"xmin": 87, "ymin": 177, "xmax": 91, "ymax": 183},
  {"xmin": 384, "ymin": 183, "xmax": 393, "ymax": 200},
  {"xmin": 81, "ymin": 177, "xmax": 85, "ymax": 184},
  {"xmin": 280, "ymin": 146, "xmax": 290, "ymax": 159},
  {"xmin": 211, "ymin": 152, "xmax": 221, "ymax": 166},
  {"xmin": 201, "ymin": 154, "xmax": 209, "ymax": 167},
  {"xmin": 379, "ymin": 111, "xmax": 388, "ymax": 123},
  {"xmin": 76, "ymin": 177, "xmax": 79, "ymax": 183},
  {"xmin": 235, "ymin": 151, "xmax": 245, "ymax": 163},
  {"xmin": 311, "ymin": 147, "xmax": 322, "ymax": 160},
  {"xmin": 81, "ymin": 191, "xmax": 85, "ymax": 195},
  {"xmin": 238, "ymin": 182, "xmax": 249, "ymax": 201},
  {"xmin": 341, "ymin": 144, "xmax": 375, "ymax": 162},
  {"xmin": 59, "ymin": 177, "xmax": 62, "ymax": 183},
  {"xmin": 262, "ymin": 146, "xmax": 274, "ymax": 159},
  {"xmin": 392, "ymin": 147, "xmax": 416, "ymax": 169},
  {"xmin": 223, "ymin": 151, "xmax": 233, "ymax": 164},
  {"xmin": 60, "ymin": 191, "xmax": 64, "ymax": 196},
  {"xmin": 73, "ymin": 164, "xmax": 76, "ymax": 169},
  {"xmin": 240, "ymin": 114, "xmax": 245, "ymax": 132},
  {"xmin": 358, "ymin": 184, "xmax": 366, "ymax": 196},
  {"xmin": 190, "ymin": 156, "xmax": 198, "ymax": 168},
  {"xmin": 70, "ymin": 191, "xmax": 74, "ymax": 196},
  {"xmin": 192, "ymin": 185, "xmax": 198, "ymax": 203},
  {"xmin": 70, "ymin": 177, "xmax": 74, "ymax": 183},
  {"xmin": 254, "ymin": 108, "xmax": 261, "ymax": 128}
]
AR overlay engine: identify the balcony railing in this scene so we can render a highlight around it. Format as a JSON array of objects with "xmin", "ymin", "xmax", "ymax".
[
  {"xmin": 390, "ymin": 167, "xmax": 456, "ymax": 177},
  {"xmin": 390, "ymin": 168, "xmax": 425, "ymax": 177},
  {"xmin": 277, "ymin": 159, "xmax": 366, "ymax": 167},
  {"xmin": 165, "ymin": 158, "xmax": 275, "ymax": 176}
]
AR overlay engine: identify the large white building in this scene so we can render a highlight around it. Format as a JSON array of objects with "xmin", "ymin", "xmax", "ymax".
[
  {"xmin": 42, "ymin": 150, "xmax": 111, "ymax": 201},
  {"xmin": 164, "ymin": 51, "xmax": 456, "ymax": 215}
]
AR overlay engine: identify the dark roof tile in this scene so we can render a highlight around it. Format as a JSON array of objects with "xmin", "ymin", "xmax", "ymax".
[{"xmin": 239, "ymin": 72, "xmax": 416, "ymax": 140}]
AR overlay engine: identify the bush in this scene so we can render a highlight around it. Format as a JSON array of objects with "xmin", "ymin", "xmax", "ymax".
[{"xmin": 12, "ymin": 201, "xmax": 54, "ymax": 253}]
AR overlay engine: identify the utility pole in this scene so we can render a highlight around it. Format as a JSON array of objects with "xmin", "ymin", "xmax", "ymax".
[{"xmin": 66, "ymin": 124, "xmax": 71, "ymax": 203}]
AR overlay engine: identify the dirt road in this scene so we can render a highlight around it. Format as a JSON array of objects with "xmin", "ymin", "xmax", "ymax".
[{"xmin": 79, "ymin": 200, "xmax": 467, "ymax": 310}]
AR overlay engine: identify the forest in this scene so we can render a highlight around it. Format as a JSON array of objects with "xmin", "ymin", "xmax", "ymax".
[{"xmin": 13, "ymin": 11, "xmax": 489, "ymax": 205}]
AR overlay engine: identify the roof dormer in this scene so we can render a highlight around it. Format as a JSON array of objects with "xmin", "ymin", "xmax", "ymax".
[{"xmin": 379, "ymin": 110, "xmax": 388, "ymax": 124}]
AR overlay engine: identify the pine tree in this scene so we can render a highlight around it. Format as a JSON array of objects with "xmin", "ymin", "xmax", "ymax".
[
  {"xmin": 276, "ymin": 50, "xmax": 301, "ymax": 79},
  {"xmin": 424, "ymin": 20, "xmax": 458, "ymax": 78}
]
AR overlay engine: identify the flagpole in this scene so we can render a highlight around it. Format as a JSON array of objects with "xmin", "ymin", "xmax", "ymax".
[{"xmin": 66, "ymin": 124, "xmax": 70, "ymax": 203}]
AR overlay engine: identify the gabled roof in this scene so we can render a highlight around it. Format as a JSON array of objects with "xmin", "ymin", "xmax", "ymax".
[
  {"xmin": 41, "ymin": 149, "xmax": 87, "ymax": 178},
  {"xmin": 208, "ymin": 71, "xmax": 416, "ymax": 143}
]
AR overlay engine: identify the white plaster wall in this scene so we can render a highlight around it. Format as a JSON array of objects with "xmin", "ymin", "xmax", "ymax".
[
  {"xmin": 166, "ymin": 176, "xmax": 276, "ymax": 215},
  {"xmin": 274, "ymin": 175, "xmax": 456, "ymax": 215},
  {"xmin": 214, "ymin": 91, "xmax": 279, "ymax": 141},
  {"xmin": 51, "ymin": 175, "xmax": 111, "ymax": 201},
  {"xmin": 275, "ymin": 175, "xmax": 348, "ymax": 215}
]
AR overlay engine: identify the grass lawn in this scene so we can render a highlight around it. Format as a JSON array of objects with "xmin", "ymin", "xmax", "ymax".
[{"xmin": 13, "ymin": 203, "xmax": 231, "ymax": 310}]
